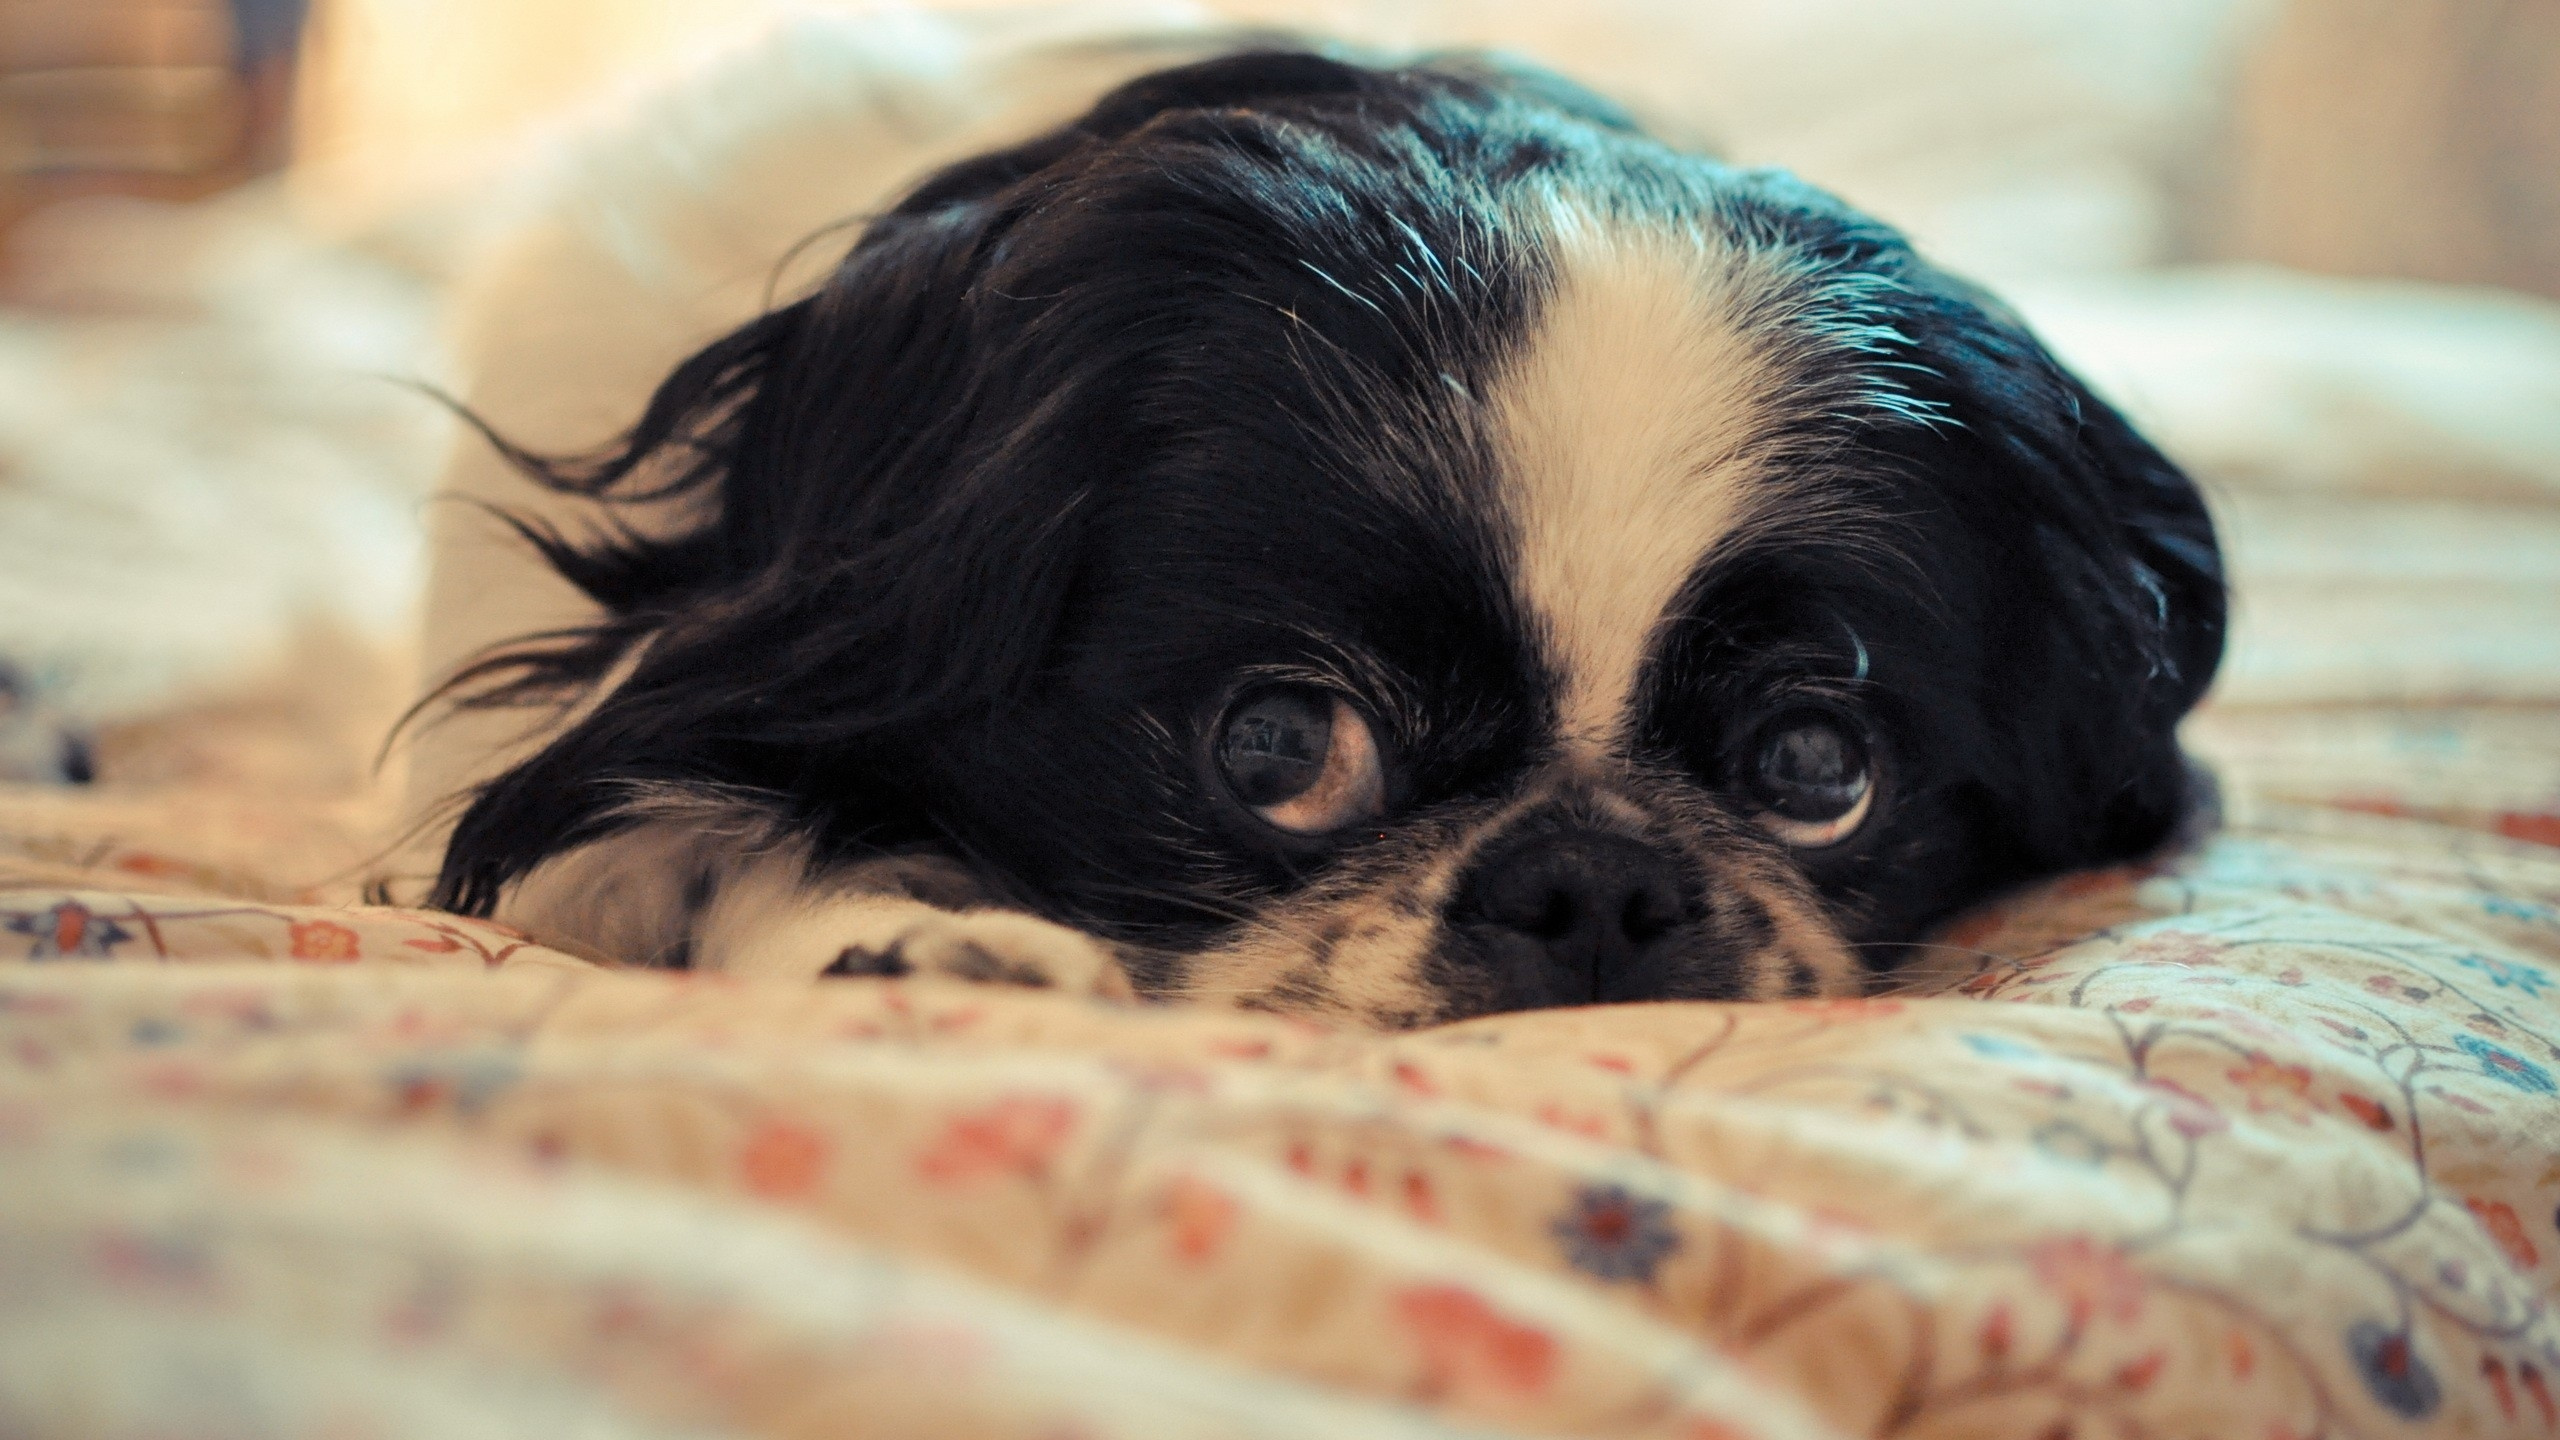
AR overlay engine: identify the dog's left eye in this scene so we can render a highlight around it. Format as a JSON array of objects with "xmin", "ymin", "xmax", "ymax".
[
  {"xmin": 1215, "ymin": 686, "xmax": 1386, "ymax": 835},
  {"xmin": 1743, "ymin": 709, "xmax": 1876, "ymax": 848}
]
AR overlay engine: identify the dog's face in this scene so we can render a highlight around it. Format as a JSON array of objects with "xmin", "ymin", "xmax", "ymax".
[{"xmin": 436, "ymin": 52, "xmax": 2223, "ymax": 1026}]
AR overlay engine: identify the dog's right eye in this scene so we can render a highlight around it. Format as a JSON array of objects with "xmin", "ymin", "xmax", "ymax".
[{"xmin": 1215, "ymin": 686, "xmax": 1386, "ymax": 835}]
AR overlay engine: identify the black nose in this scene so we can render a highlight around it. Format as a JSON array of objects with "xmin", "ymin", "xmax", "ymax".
[{"xmin": 1453, "ymin": 829, "xmax": 1688, "ymax": 996}]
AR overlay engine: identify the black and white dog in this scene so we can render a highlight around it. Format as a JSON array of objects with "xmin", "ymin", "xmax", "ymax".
[{"xmin": 416, "ymin": 47, "xmax": 2223, "ymax": 1026}]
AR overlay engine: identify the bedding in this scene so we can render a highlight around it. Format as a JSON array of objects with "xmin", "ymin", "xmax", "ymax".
[
  {"xmin": 5, "ymin": 718, "xmax": 2557, "ymax": 1440},
  {"xmin": 6, "ymin": 10, "xmax": 2559, "ymax": 1438}
]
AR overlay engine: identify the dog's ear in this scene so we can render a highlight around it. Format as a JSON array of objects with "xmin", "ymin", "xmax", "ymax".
[
  {"xmin": 2048, "ymin": 369, "xmax": 2226, "ymax": 855},
  {"xmin": 433, "ymin": 47, "xmax": 1514, "ymax": 913},
  {"xmin": 1888, "ymin": 281, "xmax": 2227, "ymax": 873},
  {"xmin": 2021, "ymin": 361, "xmax": 2226, "ymax": 865},
  {"xmin": 2069, "ymin": 369, "xmax": 2227, "ymax": 724},
  {"xmin": 431, "ymin": 146, "xmax": 1126, "ymax": 913}
]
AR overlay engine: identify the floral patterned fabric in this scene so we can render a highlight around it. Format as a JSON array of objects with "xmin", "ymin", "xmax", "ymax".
[
  {"xmin": 7, "ymin": 9, "xmax": 2557, "ymax": 1429},
  {"xmin": 3, "ymin": 753, "xmax": 2557, "ymax": 1439}
]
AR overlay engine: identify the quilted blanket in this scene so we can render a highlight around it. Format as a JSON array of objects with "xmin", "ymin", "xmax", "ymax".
[
  {"xmin": 7, "ymin": 10, "xmax": 2560, "ymax": 1437},
  {"xmin": 5, "ymin": 735, "xmax": 2557, "ymax": 1439}
]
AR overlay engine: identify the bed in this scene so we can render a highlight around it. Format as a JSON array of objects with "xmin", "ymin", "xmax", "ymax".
[{"xmin": 3, "ymin": 8, "xmax": 2556, "ymax": 1437}]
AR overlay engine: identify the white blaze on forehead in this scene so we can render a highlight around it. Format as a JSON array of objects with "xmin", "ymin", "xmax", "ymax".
[{"xmin": 1493, "ymin": 214, "xmax": 1797, "ymax": 756}]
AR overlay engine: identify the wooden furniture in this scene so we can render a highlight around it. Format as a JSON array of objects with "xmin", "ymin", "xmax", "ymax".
[
  {"xmin": 2226, "ymin": 0, "xmax": 2560, "ymax": 301},
  {"xmin": 0, "ymin": 1, "xmax": 301, "ymax": 239}
]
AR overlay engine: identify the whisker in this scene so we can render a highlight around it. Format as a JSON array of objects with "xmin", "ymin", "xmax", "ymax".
[
  {"xmin": 1848, "ymin": 938, "xmax": 2018, "ymax": 968},
  {"xmin": 1849, "ymin": 939, "xmax": 2026, "ymax": 998},
  {"xmin": 1068, "ymin": 882, "xmax": 1268, "ymax": 930}
]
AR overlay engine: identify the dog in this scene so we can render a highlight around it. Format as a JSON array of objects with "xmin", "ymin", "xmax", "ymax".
[{"xmin": 414, "ymin": 47, "xmax": 2224, "ymax": 1027}]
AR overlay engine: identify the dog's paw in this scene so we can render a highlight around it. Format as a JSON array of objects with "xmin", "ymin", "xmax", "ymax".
[{"xmin": 821, "ymin": 909, "xmax": 1138, "ymax": 1000}]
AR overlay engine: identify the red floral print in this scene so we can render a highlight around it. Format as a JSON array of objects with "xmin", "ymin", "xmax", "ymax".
[
  {"xmin": 2143, "ymin": 1078, "xmax": 2228, "ymax": 1138},
  {"xmin": 111, "ymin": 852, "xmax": 189, "ymax": 879},
  {"xmin": 916, "ymin": 1095, "xmax": 1078, "ymax": 1184},
  {"xmin": 1161, "ymin": 1176, "xmax": 1238, "ymax": 1263},
  {"xmin": 2225, "ymin": 1052, "xmax": 2317, "ymax": 1122},
  {"xmin": 1390, "ymin": 1060, "xmax": 1439, "ymax": 1096},
  {"xmin": 2113, "ymin": 1350, "xmax": 2167, "ymax": 1391},
  {"xmin": 2123, "ymin": 931, "xmax": 2222, "ymax": 968},
  {"xmin": 1977, "ymin": 1302, "xmax": 2013, "ymax": 1361},
  {"xmin": 1341, "ymin": 1157, "xmax": 1372, "ymax": 1198},
  {"xmin": 1400, "ymin": 1168, "xmax": 1442, "ymax": 1225},
  {"xmin": 2485, "ymin": 1355, "xmax": 2518, "ymax": 1421},
  {"xmin": 2464, "ymin": 1197, "xmax": 2540, "ymax": 1271},
  {"xmin": 1393, "ymin": 1284, "xmax": 1556, "ymax": 1400},
  {"xmin": 288, "ymin": 919, "xmax": 361, "ymax": 963},
  {"xmin": 2028, "ymin": 1234, "xmax": 2146, "ymax": 1326},
  {"xmin": 740, "ymin": 1120, "xmax": 828, "ymax": 1199},
  {"xmin": 2497, "ymin": 811, "xmax": 2560, "ymax": 848},
  {"xmin": 1534, "ymin": 1103, "xmax": 1611, "ymax": 1139}
]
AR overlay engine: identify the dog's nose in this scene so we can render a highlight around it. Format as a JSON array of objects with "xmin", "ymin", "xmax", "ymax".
[{"xmin": 1455, "ymin": 829, "xmax": 1687, "ymax": 994}]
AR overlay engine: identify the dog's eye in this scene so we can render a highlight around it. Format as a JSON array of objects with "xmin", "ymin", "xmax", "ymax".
[
  {"xmin": 1744, "ymin": 709, "xmax": 1875, "ymax": 848},
  {"xmin": 1215, "ymin": 686, "xmax": 1385, "ymax": 835}
]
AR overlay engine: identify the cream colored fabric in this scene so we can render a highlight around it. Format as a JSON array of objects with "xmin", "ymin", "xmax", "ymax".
[{"xmin": 5, "ymin": 762, "xmax": 2559, "ymax": 1438}]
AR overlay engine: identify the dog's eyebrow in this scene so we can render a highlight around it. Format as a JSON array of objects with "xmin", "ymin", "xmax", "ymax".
[{"xmin": 1241, "ymin": 638, "xmax": 1428, "ymax": 734}]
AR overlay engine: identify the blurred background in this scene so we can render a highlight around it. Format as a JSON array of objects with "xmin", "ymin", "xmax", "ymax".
[{"xmin": 0, "ymin": 0, "xmax": 2555, "ymax": 839}]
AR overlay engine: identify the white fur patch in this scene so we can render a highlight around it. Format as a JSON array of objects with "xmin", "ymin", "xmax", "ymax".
[
  {"xmin": 1492, "ymin": 215, "xmax": 1803, "ymax": 757},
  {"xmin": 503, "ymin": 809, "xmax": 1130, "ymax": 995}
]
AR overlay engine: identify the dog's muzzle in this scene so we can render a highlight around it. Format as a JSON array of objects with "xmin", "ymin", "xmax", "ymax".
[{"xmin": 1446, "ymin": 819, "xmax": 1710, "ymax": 1007}]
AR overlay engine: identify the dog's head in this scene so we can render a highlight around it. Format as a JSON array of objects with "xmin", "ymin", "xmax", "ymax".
[{"xmin": 434, "ymin": 50, "xmax": 2223, "ymax": 1025}]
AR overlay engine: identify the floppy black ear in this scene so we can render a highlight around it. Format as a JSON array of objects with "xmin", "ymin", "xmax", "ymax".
[
  {"xmin": 430, "ymin": 45, "xmax": 1526, "ymax": 915},
  {"xmin": 2078, "ymin": 376, "xmax": 2222, "ymax": 855},
  {"xmin": 429, "ymin": 154, "xmax": 1127, "ymax": 913},
  {"xmin": 1874, "ymin": 270, "xmax": 2227, "ymax": 874},
  {"xmin": 2058, "ymin": 370, "xmax": 2227, "ymax": 856},
  {"xmin": 1999, "ymin": 352, "xmax": 2227, "ymax": 866},
  {"xmin": 2068, "ymin": 369, "xmax": 2227, "ymax": 725}
]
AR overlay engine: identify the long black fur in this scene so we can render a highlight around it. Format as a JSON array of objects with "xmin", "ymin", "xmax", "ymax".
[{"xmin": 428, "ymin": 48, "xmax": 2222, "ymax": 983}]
